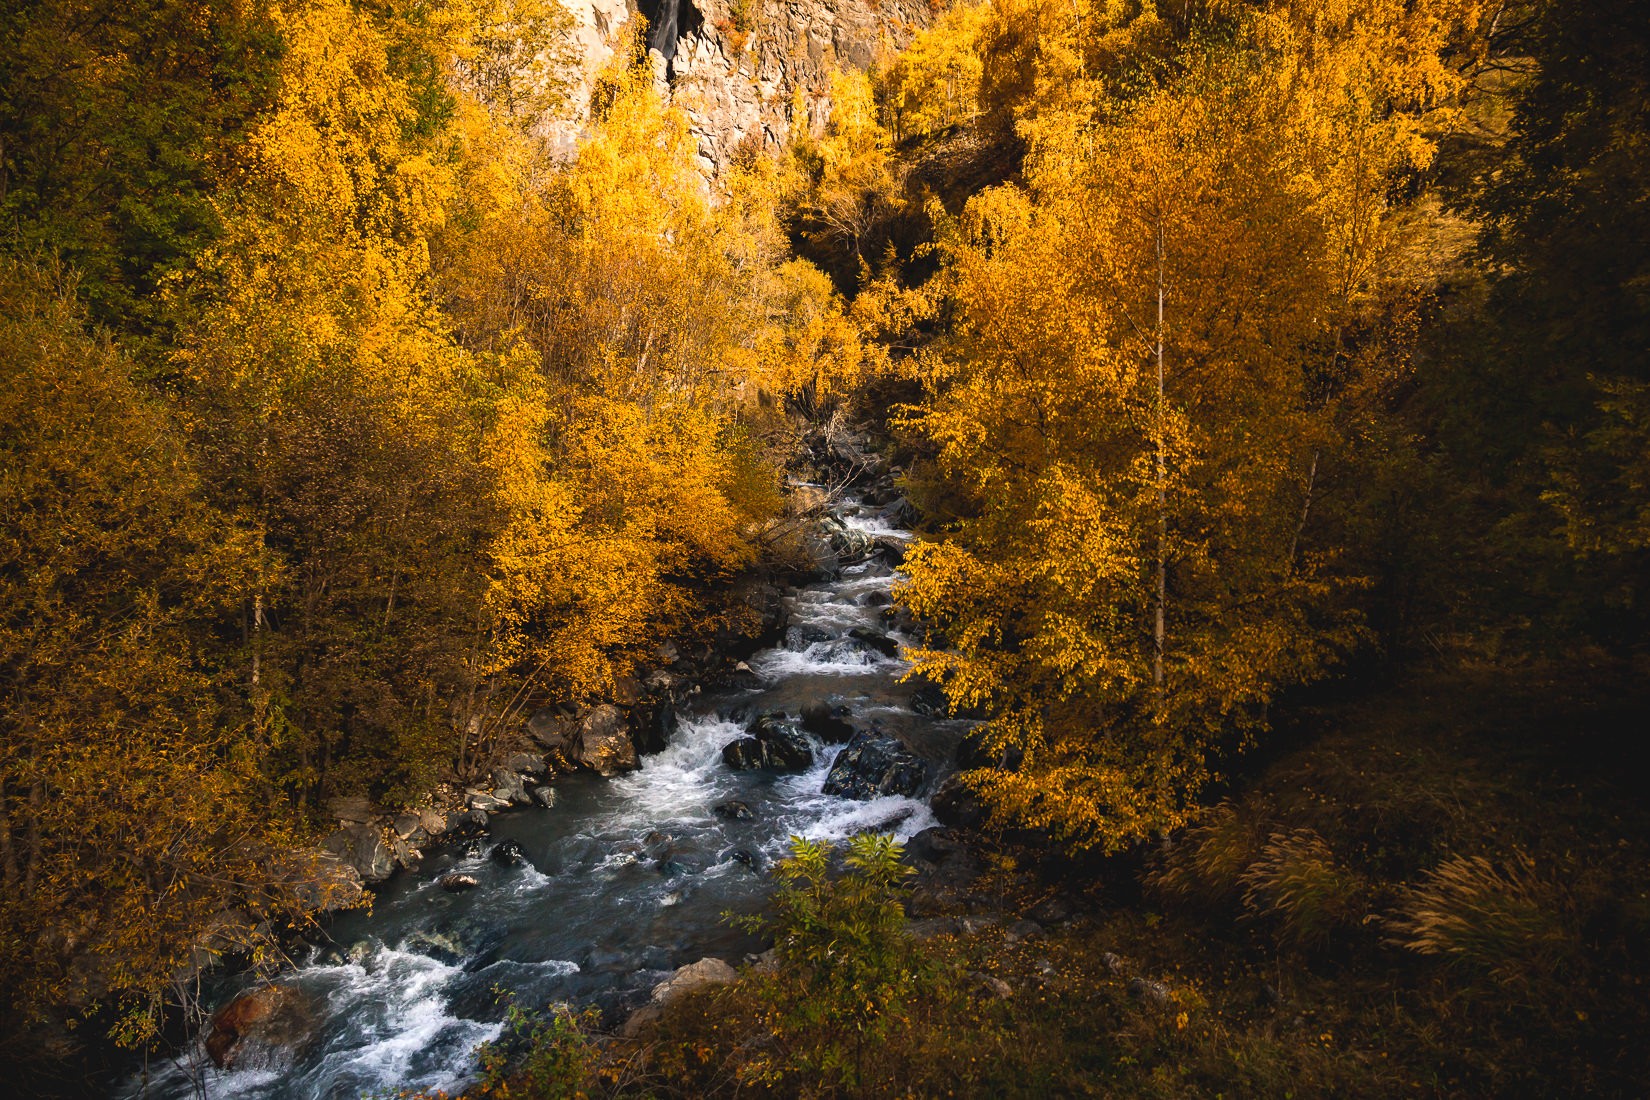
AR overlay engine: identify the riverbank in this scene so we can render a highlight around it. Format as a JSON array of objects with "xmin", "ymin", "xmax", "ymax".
[{"xmin": 498, "ymin": 656, "xmax": 1650, "ymax": 1098}]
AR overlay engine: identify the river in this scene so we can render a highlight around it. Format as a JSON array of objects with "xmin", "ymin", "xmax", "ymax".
[{"xmin": 121, "ymin": 490, "xmax": 960, "ymax": 1099}]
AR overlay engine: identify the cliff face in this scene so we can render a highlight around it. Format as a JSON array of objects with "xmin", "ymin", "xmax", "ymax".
[{"xmin": 554, "ymin": 0, "xmax": 936, "ymax": 173}]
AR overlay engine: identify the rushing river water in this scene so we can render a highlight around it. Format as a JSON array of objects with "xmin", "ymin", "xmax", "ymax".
[{"xmin": 122, "ymin": 492, "xmax": 960, "ymax": 1099}]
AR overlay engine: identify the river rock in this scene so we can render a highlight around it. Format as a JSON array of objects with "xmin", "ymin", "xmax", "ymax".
[
  {"xmin": 446, "ymin": 809, "xmax": 490, "ymax": 839},
  {"xmin": 801, "ymin": 701, "xmax": 856, "ymax": 743},
  {"xmin": 467, "ymin": 789, "xmax": 510, "ymax": 813},
  {"xmin": 490, "ymin": 766, "xmax": 529, "ymax": 805},
  {"xmin": 909, "ymin": 680, "xmax": 951, "ymax": 718},
  {"xmin": 439, "ymin": 872, "xmax": 480, "ymax": 893},
  {"xmin": 873, "ymin": 535, "xmax": 907, "ymax": 566},
  {"xmin": 527, "ymin": 706, "xmax": 575, "ymax": 753},
  {"xmin": 713, "ymin": 799, "xmax": 754, "ymax": 821},
  {"xmin": 722, "ymin": 714, "xmax": 814, "ymax": 771},
  {"xmin": 822, "ymin": 730, "xmax": 927, "ymax": 800},
  {"xmin": 574, "ymin": 704, "xmax": 638, "ymax": 776},
  {"xmin": 651, "ymin": 957, "xmax": 738, "ymax": 1006},
  {"xmin": 931, "ymin": 773, "xmax": 989, "ymax": 829},
  {"xmin": 505, "ymin": 751, "xmax": 548, "ymax": 777},
  {"xmin": 205, "ymin": 984, "xmax": 317, "ymax": 1069},
  {"xmin": 293, "ymin": 853, "xmax": 364, "ymax": 912},
  {"xmin": 628, "ymin": 698, "xmax": 679, "ymax": 755},
  {"xmin": 323, "ymin": 824, "xmax": 395, "ymax": 885},
  {"xmin": 848, "ymin": 627, "xmax": 900, "ymax": 658},
  {"xmin": 613, "ymin": 673, "xmax": 647, "ymax": 707},
  {"xmin": 530, "ymin": 785, "xmax": 557, "ymax": 808},
  {"xmin": 490, "ymin": 838, "xmax": 526, "ymax": 866},
  {"xmin": 392, "ymin": 813, "xmax": 427, "ymax": 844}
]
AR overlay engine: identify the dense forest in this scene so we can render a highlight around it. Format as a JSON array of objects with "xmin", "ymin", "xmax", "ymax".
[{"xmin": 2, "ymin": 0, "xmax": 1647, "ymax": 1095}]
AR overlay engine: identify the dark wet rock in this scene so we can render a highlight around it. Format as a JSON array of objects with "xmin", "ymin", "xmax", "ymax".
[
  {"xmin": 402, "ymin": 930, "xmax": 466, "ymax": 966},
  {"xmin": 721, "ymin": 737, "xmax": 766, "ymax": 769},
  {"xmin": 530, "ymin": 785, "xmax": 557, "ymax": 808},
  {"xmin": 1101, "ymin": 951, "xmax": 1127, "ymax": 976},
  {"xmin": 800, "ymin": 701, "xmax": 856, "ymax": 743},
  {"xmin": 910, "ymin": 680, "xmax": 951, "ymax": 718},
  {"xmin": 391, "ymin": 836, "xmax": 421, "ymax": 871},
  {"xmin": 658, "ymin": 857, "xmax": 690, "ymax": 877},
  {"xmin": 439, "ymin": 873, "xmax": 480, "ymax": 893},
  {"xmin": 575, "ymin": 704, "xmax": 638, "ymax": 776},
  {"xmin": 490, "ymin": 838, "xmax": 526, "ymax": 867},
  {"xmin": 628, "ymin": 699, "xmax": 678, "ymax": 755},
  {"xmin": 861, "ymin": 590, "xmax": 891, "ymax": 607},
  {"xmin": 822, "ymin": 730, "xmax": 927, "ymax": 800},
  {"xmin": 205, "ymin": 985, "xmax": 316, "ymax": 1069},
  {"xmin": 785, "ymin": 625, "xmax": 832, "ymax": 650},
  {"xmin": 956, "ymin": 729, "xmax": 1023, "ymax": 771},
  {"xmin": 713, "ymin": 800, "xmax": 755, "ymax": 821},
  {"xmin": 722, "ymin": 714, "xmax": 815, "ymax": 771},
  {"xmin": 848, "ymin": 628, "xmax": 900, "ymax": 659},
  {"xmin": 447, "ymin": 809, "xmax": 490, "ymax": 840},
  {"xmin": 323, "ymin": 824, "xmax": 395, "ymax": 885},
  {"xmin": 729, "ymin": 849, "xmax": 756, "ymax": 867},
  {"xmin": 1129, "ymin": 977, "xmax": 1173, "ymax": 1010},
  {"xmin": 882, "ymin": 496, "xmax": 918, "ymax": 527},
  {"xmin": 932, "ymin": 773, "xmax": 989, "ymax": 829},
  {"xmin": 873, "ymin": 535, "xmax": 907, "ymax": 566}
]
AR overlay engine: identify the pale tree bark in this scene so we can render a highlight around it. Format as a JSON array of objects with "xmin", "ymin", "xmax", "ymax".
[{"xmin": 1154, "ymin": 217, "xmax": 1167, "ymax": 708}]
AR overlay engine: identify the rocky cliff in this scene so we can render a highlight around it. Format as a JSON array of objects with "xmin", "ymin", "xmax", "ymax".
[{"xmin": 553, "ymin": 0, "xmax": 937, "ymax": 173}]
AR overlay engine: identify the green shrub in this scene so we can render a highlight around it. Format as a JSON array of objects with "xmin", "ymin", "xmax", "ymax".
[{"xmin": 733, "ymin": 833, "xmax": 920, "ymax": 1093}]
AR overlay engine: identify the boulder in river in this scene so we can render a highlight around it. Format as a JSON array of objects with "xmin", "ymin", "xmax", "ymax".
[
  {"xmin": 205, "ymin": 984, "xmax": 317, "ymax": 1069},
  {"xmin": 322, "ymin": 823, "xmax": 395, "ymax": 885},
  {"xmin": 823, "ymin": 730, "xmax": 927, "ymax": 800},
  {"xmin": 574, "ymin": 704, "xmax": 638, "ymax": 776},
  {"xmin": 801, "ymin": 701, "xmax": 856, "ymax": 743},
  {"xmin": 848, "ymin": 628, "xmax": 900, "ymax": 659},
  {"xmin": 713, "ymin": 799, "xmax": 755, "ymax": 821},
  {"xmin": 439, "ymin": 872, "xmax": 479, "ymax": 893},
  {"xmin": 530, "ymin": 785, "xmax": 557, "ymax": 808},
  {"xmin": 722, "ymin": 714, "xmax": 814, "ymax": 771},
  {"xmin": 490, "ymin": 838, "xmax": 526, "ymax": 866}
]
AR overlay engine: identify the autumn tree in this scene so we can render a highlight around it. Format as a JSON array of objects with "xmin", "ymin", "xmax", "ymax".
[
  {"xmin": 899, "ymin": 0, "xmax": 1478, "ymax": 850},
  {"xmin": 0, "ymin": 259, "xmax": 313, "ymax": 1055}
]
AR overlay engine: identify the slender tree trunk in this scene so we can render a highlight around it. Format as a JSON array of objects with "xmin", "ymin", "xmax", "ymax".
[
  {"xmin": 1154, "ymin": 220, "xmax": 1167, "ymax": 709},
  {"xmin": 0, "ymin": 778, "xmax": 19, "ymax": 887},
  {"xmin": 1287, "ymin": 450, "xmax": 1320, "ymax": 578}
]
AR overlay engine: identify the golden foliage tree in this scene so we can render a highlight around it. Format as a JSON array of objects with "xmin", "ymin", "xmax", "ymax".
[{"xmin": 899, "ymin": 0, "xmax": 1477, "ymax": 850}]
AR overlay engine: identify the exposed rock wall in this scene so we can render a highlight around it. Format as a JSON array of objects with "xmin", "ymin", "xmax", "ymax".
[{"xmin": 551, "ymin": 0, "xmax": 937, "ymax": 174}]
